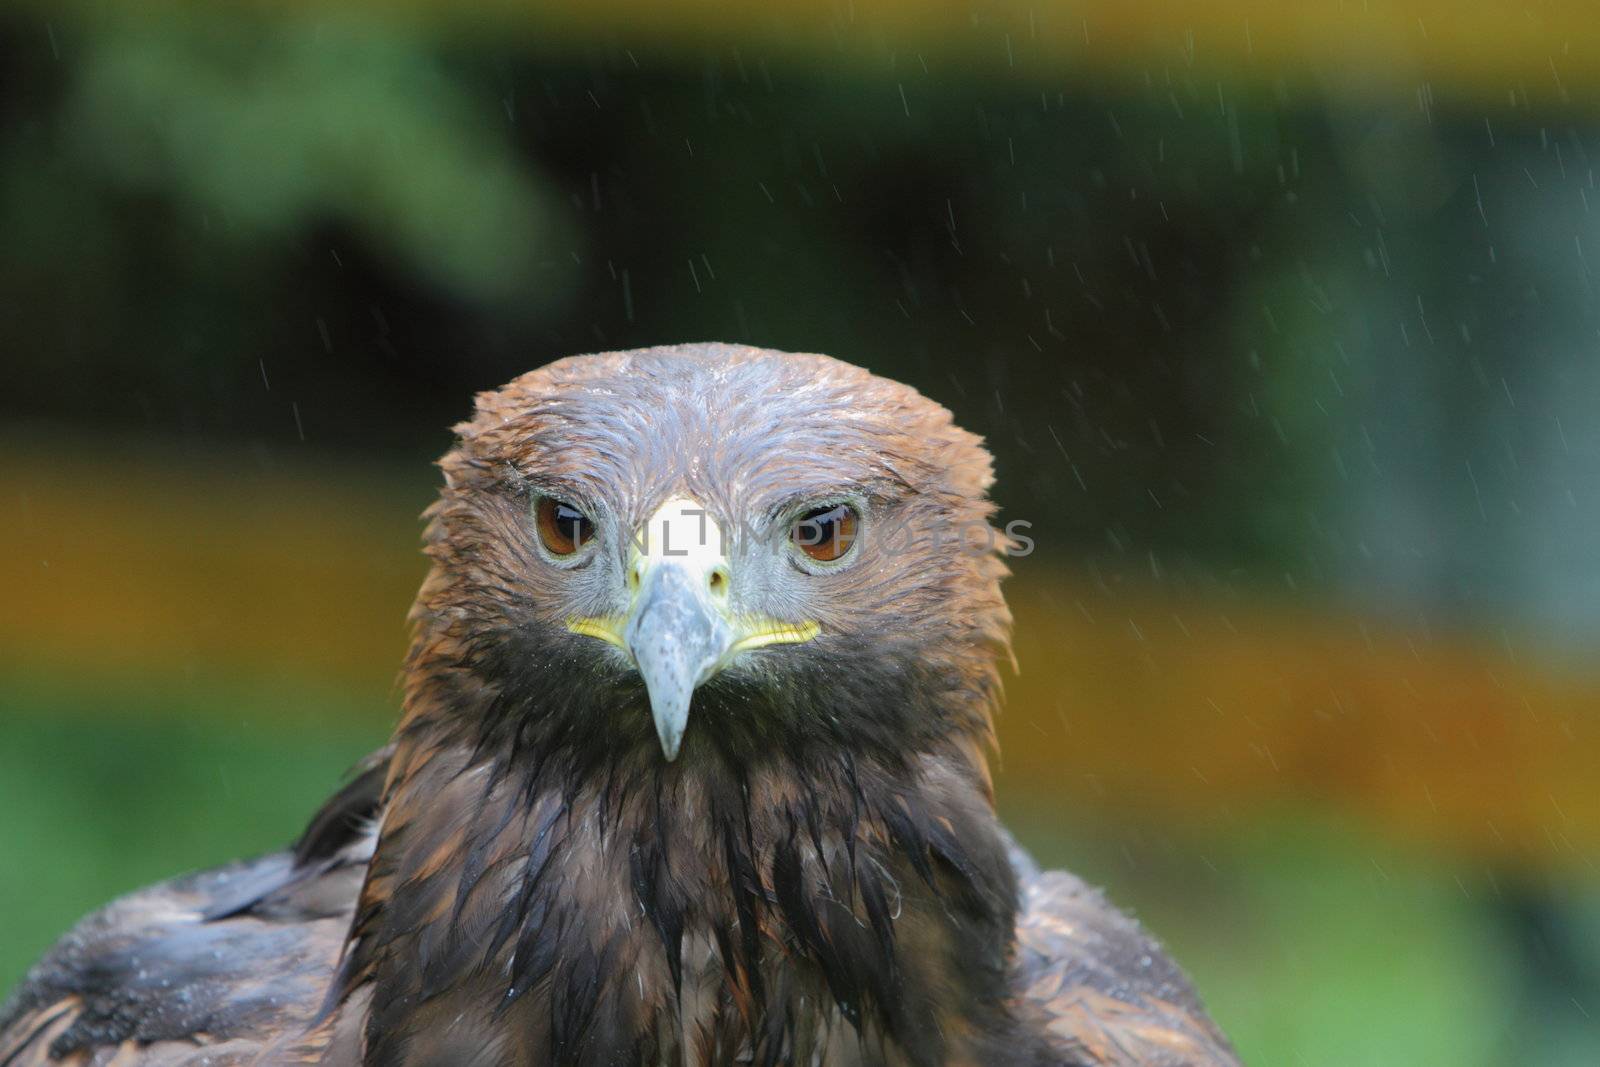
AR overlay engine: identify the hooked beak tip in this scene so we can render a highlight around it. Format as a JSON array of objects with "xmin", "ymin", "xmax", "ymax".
[{"xmin": 639, "ymin": 673, "xmax": 696, "ymax": 762}]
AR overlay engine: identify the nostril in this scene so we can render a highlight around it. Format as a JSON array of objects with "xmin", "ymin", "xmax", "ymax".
[
  {"xmin": 707, "ymin": 566, "xmax": 729, "ymax": 597},
  {"xmin": 629, "ymin": 560, "xmax": 644, "ymax": 591}
]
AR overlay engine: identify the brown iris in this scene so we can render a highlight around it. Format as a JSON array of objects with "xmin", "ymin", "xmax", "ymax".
[
  {"xmin": 534, "ymin": 497, "xmax": 595, "ymax": 556},
  {"xmin": 792, "ymin": 503, "xmax": 859, "ymax": 562}
]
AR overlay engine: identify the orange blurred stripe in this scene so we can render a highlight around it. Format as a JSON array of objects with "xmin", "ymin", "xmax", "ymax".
[{"xmin": 1003, "ymin": 569, "xmax": 1599, "ymax": 872}]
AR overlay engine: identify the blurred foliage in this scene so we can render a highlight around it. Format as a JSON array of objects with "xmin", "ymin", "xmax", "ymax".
[{"xmin": 9, "ymin": 11, "xmax": 566, "ymax": 304}]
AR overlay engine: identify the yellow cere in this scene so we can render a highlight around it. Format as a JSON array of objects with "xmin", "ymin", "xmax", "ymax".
[
  {"xmin": 565, "ymin": 615, "xmax": 627, "ymax": 649},
  {"xmin": 727, "ymin": 618, "xmax": 821, "ymax": 654}
]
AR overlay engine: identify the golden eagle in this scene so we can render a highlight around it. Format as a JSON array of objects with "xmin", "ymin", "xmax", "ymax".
[{"xmin": 1, "ymin": 345, "xmax": 1238, "ymax": 1066}]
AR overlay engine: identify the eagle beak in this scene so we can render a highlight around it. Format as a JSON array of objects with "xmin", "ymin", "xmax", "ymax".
[
  {"xmin": 566, "ymin": 497, "xmax": 819, "ymax": 761},
  {"xmin": 623, "ymin": 552, "xmax": 734, "ymax": 761}
]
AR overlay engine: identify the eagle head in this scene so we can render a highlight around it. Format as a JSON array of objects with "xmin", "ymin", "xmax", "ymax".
[{"xmin": 411, "ymin": 343, "xmax": 1013, "ymax": 772}]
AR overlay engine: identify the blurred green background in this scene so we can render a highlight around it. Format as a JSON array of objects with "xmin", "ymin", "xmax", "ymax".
[{"xmin": 3, "ymin": 2, "xmax": 1600, "ymax": 1063}]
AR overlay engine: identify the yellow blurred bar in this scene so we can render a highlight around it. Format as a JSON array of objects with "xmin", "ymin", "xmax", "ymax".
[
  {"xmin": 36, "ymin": 0, "xmax": 1600, "ymax": 104},
  {"xmin": 2, "ymin": 435, "xmax": 1596, "ymax": 872}
]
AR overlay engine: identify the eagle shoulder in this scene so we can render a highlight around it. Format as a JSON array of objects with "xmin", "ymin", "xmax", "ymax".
[
  {"xmin": 1005, "ymin": 836, "xmax": 1240, "ymax": 1067},
  {"xmin": 0, "ymin": 753, "xmax": 384, "ymax": 1067}
]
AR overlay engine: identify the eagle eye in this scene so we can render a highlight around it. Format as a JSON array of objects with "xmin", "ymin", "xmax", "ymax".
[
  {"xmin": 534, "ymin": 496, "xmax": 595, "ymax": 557},
  {"xmin": 792, "ymin": 503, "xmax": 860, "ymax": 563}
]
